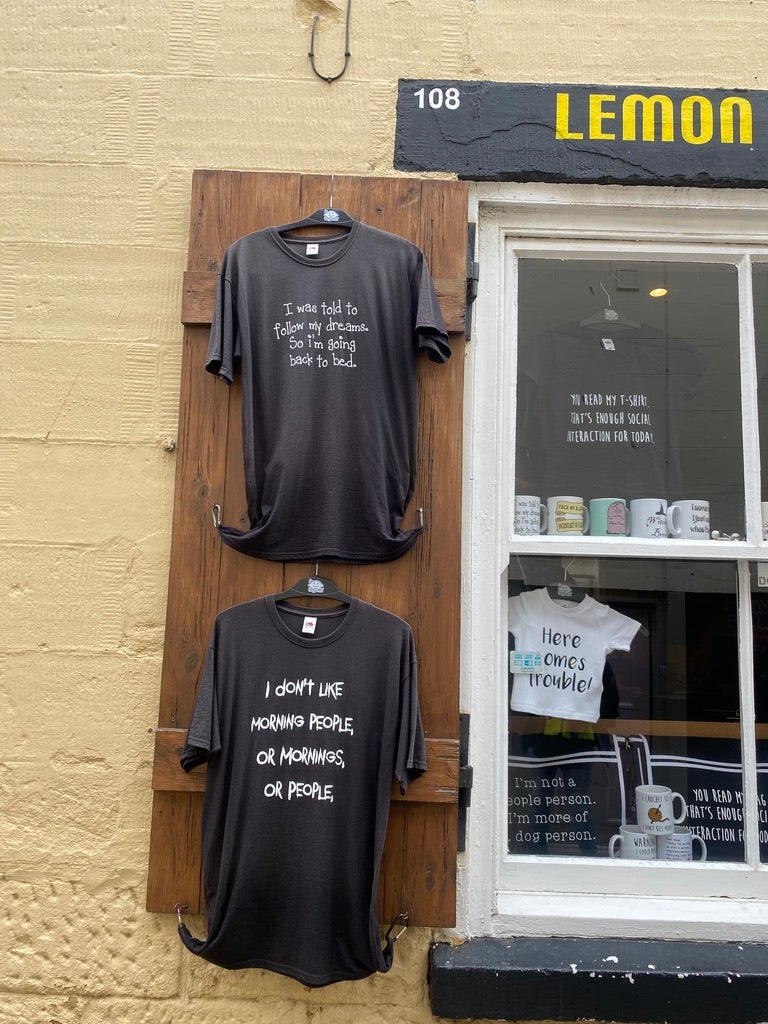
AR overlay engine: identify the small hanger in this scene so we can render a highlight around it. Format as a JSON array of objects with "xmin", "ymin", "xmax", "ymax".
[
  {"xmin": 273, "ymin": 564, "xmax": 352, "ymax": 605},
  {"xmin": 579, "ymin": 282, "xmax": 640, "ymax": 330},
  {"xmin": 276, "ymin": 178, "xmax": 355, "ymax": 236},
  {"xmin": 275, "ymin": 207, "xmax": 355, "ymax": 234},
  {"xmin": 547, "ymin": 559, "xmax": 585, "ymax": 603}
]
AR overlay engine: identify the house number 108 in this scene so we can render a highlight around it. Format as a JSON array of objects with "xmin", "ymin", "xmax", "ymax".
[{"xmin": 414, "ymin": 86, "xmax": 461, "ymax": 110}]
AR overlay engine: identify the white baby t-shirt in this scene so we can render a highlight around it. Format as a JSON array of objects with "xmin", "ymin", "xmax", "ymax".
[{"xmin": 508, "ymin": 587, "xmax": 641, "ymax": 723}]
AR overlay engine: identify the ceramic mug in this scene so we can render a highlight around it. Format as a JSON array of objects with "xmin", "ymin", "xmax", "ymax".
[
  {"xmin": 635, "ymin": 784, "xmax": 687, "ymax": 836},
  {"xmin": 667, "ymin": 499, "xmax": 710, "ymax": 540},
  {"xmin": 589, "ymin": 498, "xmax": 629, "ymax": 537},
  {"xmin": 514, "ymin": 495, "xmax": 548, "ymax": 536},
  {"xmin": 656, "ymin": 826, "xmax": 707, "ymax": 862},
  {"xmin": 608, "ymin": 824, "xmax": 657, "ymax": 860},
  {"xmin": 546, "ymin": 496, "xmax": 589, "ymax": 536},
  {"xmin": 629, "ymin": 498, "xmax": 668, "ymax": 539}
]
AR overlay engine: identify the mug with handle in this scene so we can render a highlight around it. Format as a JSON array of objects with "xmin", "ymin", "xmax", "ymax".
[
  {"xmin": 635, "ymin": 784, "xmax": 687, "ymax": 836},
  {"xmin": 608, "ymin": 824, "xmax": 657, "ymax": 860},
  {"xmin": 667, "ymin": 499, "xmax": 710, "ymax": 540},
  {"xmin": 657, "ymin": 826, "xmax": 707, "ymax": 862},
  {"xmin": 547, "ymin": 495, "xmax": 589, "ymax": 536},
  {"xmin": 514, "ymin": 495, "xmax": 548, "ymax": 536},
  {"xmin": 589, "ymin": 497, "xmax": 629, "ymax": 537},
  {"xmin": 629, "ymin": 498, "xmax": 668, "ymax": 539}
]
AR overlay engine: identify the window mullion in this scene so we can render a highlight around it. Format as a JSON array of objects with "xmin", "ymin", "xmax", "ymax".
[
  {"xmin": 738, "ymin": 255, "xmax": 762, "ymax": 542},
  {"xmin": 737, "ymin": 559, "xmax": 761, "ymax": 865},
  {"xmin": 736, "ymin": 256, "xmax": 761, "ymax": 867}
]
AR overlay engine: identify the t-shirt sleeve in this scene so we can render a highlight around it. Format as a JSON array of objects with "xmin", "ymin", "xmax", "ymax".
[
  {"xmin": 606, "ymin": 607, "xmax": 642, "ymax": 653},
  {"xmin": 507, "ymin": 590, "xmax": 532, "ymax": 634},
  {"xmin": 413, "ymin": 252, "xmax": 451, "ymax": 364},
  {"xmin": 394, "ymin": 631, "xmax": 427, "ymax": 796},
  {"xmin": 205, "ymin": 251, "xmax": 240, "ymax": 382},
  {"xmin": 180, "ymin": 642, "xmax": 222, "ymax": 772}
]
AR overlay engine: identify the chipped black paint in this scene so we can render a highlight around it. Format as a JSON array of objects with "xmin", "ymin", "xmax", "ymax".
[
  {"xmin": 429, "ymin": 936, "xmax": 768, "ymax": 1023},
  {"xmin": 395, "ymin": 80, "xmax": 768, "ymax": 187}
]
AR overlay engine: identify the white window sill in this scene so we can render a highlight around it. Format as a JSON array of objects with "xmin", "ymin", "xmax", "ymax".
[{"xmin": 493, "ymin": 888, "xmax": 768, "ymax": 943}]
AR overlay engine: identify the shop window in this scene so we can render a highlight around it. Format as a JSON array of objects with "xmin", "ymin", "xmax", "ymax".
[
  {"xmin": 515, "ymin": 259, "xmax": 743, "ymax": 537},
  {"xmin": 507, "ymin": 555, "xmax": 744, "ymax": 863},
  {"xmin": 465, "ymin": 188, "xmax": 768, "ymax": 943}
]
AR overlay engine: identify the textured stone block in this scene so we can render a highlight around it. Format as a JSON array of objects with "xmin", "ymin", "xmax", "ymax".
[
  {"xmin": 2, "ymin": 651, "xmax": 159, "ymax": 868},
  {"xmin": 0, "ymin": 338, "xmax": 179, "ymax": 440},
  {"xmin": 0, "ymin": 441, "xmax": 175, "ymax": 546},
  {"xmin": 0, "ymin": 73, "xmax": 136, "ymax": 163},
  {"xmin": 138, "ymin": 77, "xmax": 371, "ymax": 170},
  {"xmin": 0, "ymin": 164, "xmax": 140, "ymax": 245},
  {"xmin": 3, "ymin": 243, "xmax": 182, "ymax": 342},
  {"xmin": 2, "ymin": 540, "xmax": 132, "ymax": 652},
  {"xmin": 2, "ymin": 0, "xmax": 172, "ymax": 73},
  {"xmin": 0, "ymin": 880, "xmax": 179, "ymax": 997}
]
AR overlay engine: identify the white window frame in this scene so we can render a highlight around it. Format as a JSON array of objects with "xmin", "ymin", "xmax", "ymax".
[{"xmin": 461, "ymin": 181, "xmax": 768, "ymax": 943}]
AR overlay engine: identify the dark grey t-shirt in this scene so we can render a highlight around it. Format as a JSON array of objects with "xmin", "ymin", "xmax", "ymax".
[
  {"xmin": 516, "ymin": 324, "xmax": 705, "ymax": 500},
  {"xmin": 206, "ymin": 221, "xmax": 450, "ymax": 563},
  {"xmin": 179, "ymin": 595, "xmax": 426, "ymax": 985}
]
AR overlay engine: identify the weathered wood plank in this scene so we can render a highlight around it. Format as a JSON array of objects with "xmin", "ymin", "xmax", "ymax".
[
  {"xmin": 181, "ymin": 272, "xmax": 465, "ymax": 333},
  {"xmin": 152, "ymin": 728, "xmax": 459, "ymax": 802}
]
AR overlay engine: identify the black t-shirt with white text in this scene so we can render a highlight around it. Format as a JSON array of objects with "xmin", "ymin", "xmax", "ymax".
[
  {"xmin": 516, "ymin": 323, "xmax": 705, "ymax": 500},
  {"xmin": 179, "ymin": 596, "xmax": 426, "ymax": 985},
  {"xmin": 206, "ymin": 222, "xmax": 450, "ymax": 563}
]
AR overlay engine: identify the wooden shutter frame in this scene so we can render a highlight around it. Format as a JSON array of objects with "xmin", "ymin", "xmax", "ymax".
[{"xmin": 146, "ymin": 171, "xmax": 467, "ymax": 928}]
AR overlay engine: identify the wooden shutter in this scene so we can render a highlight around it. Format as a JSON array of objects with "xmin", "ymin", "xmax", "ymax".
[{"xmin": 146, "ymin": 171, "xmax": 468, "ymax": 928}]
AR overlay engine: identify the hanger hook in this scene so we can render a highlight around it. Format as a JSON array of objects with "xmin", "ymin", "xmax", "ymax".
[
  {"xmin": 308, "ymin": 0, "xmax": 352, "ymax": 84},
  {"xmin": 599, "ymin": 281, "xmax": 612, "ymax": 307}
]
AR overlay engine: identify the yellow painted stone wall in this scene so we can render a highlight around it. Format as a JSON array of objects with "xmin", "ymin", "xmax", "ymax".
[{"xmin": 2, "ymin": 2, "xmax": 767, "ymax": 1022}]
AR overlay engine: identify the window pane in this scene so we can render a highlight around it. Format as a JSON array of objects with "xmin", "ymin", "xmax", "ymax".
[
  {"xmin": 754, "ymin": 263, "xmax": 768, "ymax": 531},
  {"xmin": 754, "ymin": 271, "xmax": 768, "ymax": 859},
  {"xmin": 507, "ymin": 556, "xmax": 744, "ymax": 862},
  {"xmin": 515, "ymin": 260, "xmax": 743, "ymax": 538}
]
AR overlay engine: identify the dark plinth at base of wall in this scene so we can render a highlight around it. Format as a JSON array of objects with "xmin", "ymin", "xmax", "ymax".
[{"xmin": 429, "ymin": 936, "xmax": 768, "ymax": 1023}]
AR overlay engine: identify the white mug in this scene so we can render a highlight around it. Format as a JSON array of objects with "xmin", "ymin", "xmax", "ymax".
[
  {"xmin": 667, "ymin": 499, "xmax": 710, "ymax": 540},
  {"xmin": 656, "ymin": 825, "xmax": 707, "ymax": 862},
  {"xmin": 635, "ymin": 784, "xmax": 687, "ymax": 836},
  {"xmin": 514, "ymin": 495, "xmax": 548, "ymax": 536},
  {"xmin": 761, "ymin": 501, "xmax": 768, "ymax": 541},
  {"xmin": 546, "ymin": 496, "xmax": 589, "ymax": 536},
  {"xmin": 629, "ymin": 498, "xmax": 668, "ymax": 539},
  {"xmin": 608, "ymin": 824, "xmax": 657, "ymax": 860}
]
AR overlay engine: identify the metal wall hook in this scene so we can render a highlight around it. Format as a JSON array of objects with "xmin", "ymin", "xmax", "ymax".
[
  {"xmin": 308, "ymin": 0, "xmax": 351, "ymax": 84},
  {"xmin": 385, "ymin": 911, "xmax": 408, "ymax": 943}
]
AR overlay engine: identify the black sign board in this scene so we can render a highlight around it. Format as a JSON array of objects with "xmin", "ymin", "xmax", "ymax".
[{"xmin": 395, "ymin": 79, "xmax": 768, "ymax": 187}]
